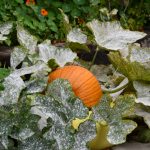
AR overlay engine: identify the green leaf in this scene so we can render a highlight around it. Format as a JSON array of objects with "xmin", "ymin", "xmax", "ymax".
[
  {"xmin": 108, "ymin": 51, "xmax": 150, "ymax": 81},
  {"xmin": 87, "ymin": 20, "xmax": 146, "ymax": 57},
  {"xmin": 59, "ymin": 9, "xmax": 72, "ymax": 34},
  {"xmin": 38, "ymin": 41, "xmax": 77, "ymax": 67},
  {"xmin": 73, "ymin": 0, "xmax": 86, "ymax": 5},
  {"xmin": 0, "ymin": 68, "xmax": 10, "ymax": 80},
  {"xmin": 17, "ymin": 25, "xmax": 38, "ymax": 54},
  {"xmin": 18, "ymin": 135, "xmax": 52, "ymax": 150},
  {"xmin": 92, "ymin": 94, "xmax": 137, "ymax": 144},
  {"xmin": 133, "ymin": 81, "xmax": 150, "ymax": 106},
  {"xmin": 30, "ymin": 79, "xmax": 94, "ymax": 150},
  {"xmin": 10, "ymin": 46, "xmax": 28, "ymax": 69}
]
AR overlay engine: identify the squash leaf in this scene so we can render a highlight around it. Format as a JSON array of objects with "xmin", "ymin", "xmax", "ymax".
[
  {"xmin": 133, "ymin": 81, "xmax": 150, "ymax": 106},
  {"xmin": 0, "ymin": 22, "xmax": 13, "ymax": 41},
  {"xmin": 10, "ymin": 46, "xmax": 28, "ymax": 69},
  {"xmin": 0, "ymin": 75, "xmax": 25, "ymax": 105},
  {"xmin": 112, "ymin": 141, "xmax": 150, "ymax": 150},
  {"xmin": 135, "ymin": 107, "xmax": 150, "ymax": 128},
  {"xmin": 87, "ymin": 20, "xmax": 146, "ymax": 57},
  {"xmin": 17, "ymin": 25, "xmax": 38, "ymax": 54},
  {"xmin": 67, "ymin": 28, "xmax": 90, "ymax": 52},
  {"xmin": 108, "ymin": 51, "xmax": 150, "ymax": 81},
  {"xmin": 38, "ymin": 41, "xmax": 77, "ymax": 67},
  {"xmin": 92, "ymin": 94, "xmax": 137, "ymax": 144},
  {"xmin": 73, "ymin": 120, "xmax": 96, "ymax": 150},
  {"xmin": 11, "ymin": 62, "xmax": 50, "ymax": 77},
  {"xmin": 31, "ymin": 79, "xmax": 96, "ymax": 150}
]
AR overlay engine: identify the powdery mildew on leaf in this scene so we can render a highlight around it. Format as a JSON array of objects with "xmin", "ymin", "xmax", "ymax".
[
  {"xmin": 17, "ymin": 25, "xmax": 38, "ymax": 54},
  {"xmin": 135, "ymin": 107, "xmax": 150, "ymax": 128},
  {"xmin": 129, "ymin": 45, "xmax": 150, "ymax": 69},
  {"xmin": 92, "ymin": 95, "xmax": 137, "ymax": 144},
  {"xmin": 10, "ymin": 46, "xmax": 28, "ymax": 69},
  {"xmin": 108, "ymin": 120, "xmax": 137, "ymax": 144},
  {"xmin": 11, "ymin": 62, "xmax": 50, "ymax": 77},
  {"xmin": 67, "ymin": 28, "xmax": 87, "ymax": 44},
  {"xmin": 38, "ymin": 41, "xmax": 77, "ymax": 67},
  {"xmin": 0, "ymin": 75, "xmax": 25, "ymax": 105},
  {"xmin": 73, "ymin": 120, "xmax": 96, "ymax": 150},
  {"xmin": 133, "ymin": 81, "xmax": 150, "ymax": 106},
  {"xmin": 31, "ymin": 79, "xmax": 95, "ymax": 150},
  {"xmin": 0, "ymin": 22, "xmax": 13, "ymax": 41},
  {"xmin": 87, "ymin": 20, "xmax": 146, "ymax": 57}
]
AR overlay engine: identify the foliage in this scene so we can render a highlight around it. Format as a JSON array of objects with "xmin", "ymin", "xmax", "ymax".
[
  {"xmin": 0, "ymin": 10, "xmax": 150, "ymax": 149},
  {"xmin": 0, "ymin": 0, "xmax": 149, "ymax": 45}
]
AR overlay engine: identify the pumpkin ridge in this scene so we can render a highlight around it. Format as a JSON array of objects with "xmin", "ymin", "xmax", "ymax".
[{"xmin": 74, "ymin": 76, "xmax": 98, "ymax": 91}]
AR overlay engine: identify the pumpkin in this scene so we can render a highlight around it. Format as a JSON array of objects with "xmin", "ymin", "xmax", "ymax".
[{"xmin": 48, "ymin": 65, "xmax": 102, "ymax": 107}]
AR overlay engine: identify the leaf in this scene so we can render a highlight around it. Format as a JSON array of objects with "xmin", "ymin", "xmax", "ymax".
[
  {"xmin": 73, "ymin": 120, "xmax": 96, "ymax": 150},
  {"xmin": 0, "ymin": 75, "xmax": 25, "ymax": 105},
  {"xmin": 10, "ymin": 46, "xmax": 28, "ymax": 69},
  {"xmin": 11, "ymin": 62, "xmax": 50, "ymax": 77},
  {"xmin": 67, "ymin": 28, "xmax": 87, "ymax": 44},
  {"xmin": 25, "ymin": 77, "xmax": 48, "ymax": 94},
  {"xmin": 92, "ymin": 94, "xmax": 137, "ymax": 144},
  {"xmin": 0, "ymin": 68, "xmax": 10, "ymax": 80},
  {"xmin": 38, "ymin": 41, "xmax": 77, "ymax": 67},
  {"xmin": 135, "ymin": 107, "xmax": 150, "ymax": 128},
  {"xmin": 17, "ymin": 25, "xmax": 38, "ymax": 54},
  {"xmin": 133, "ymin": 81, "xmax": 150, "ymax": 106},
  {"xmin": 11, "ymin": 128, "xmax": 35, "ymax": 141},
  {"xmin": 32, "ymin": 79, "xmax": 89, "ymax": 124},
  {"xmin": 18, "ymin": 135, "xmax": 52, "ymax": 150},
  {"xmin": 129, "ymin": 45, "xmax": 150, "ymax": 69},
  {"xmin": 108, "ymin": 120, "xmax": 137, "ymax": 144},
  {"xmin": 59, "ymin": 8, "xmax": 72, "ymax": 34},
  {"xmin": 44, "ymin": 122, "xmax": 75, "ymax": 150},
  {"xmin": 30, "ymin": 79, "xmax": 93, "ymax": 150},
  {"xmin": 0, "ymin": 135, "xmax": 9, "ymax": 149},
  {"xmin": 108, "ymin": 51, "xmax": 150, "ymax": 81},
  {"xmin": 67, "ymin": 28, "xmax": 90, "ymax": 52},
  {"xmin": 112, "ymin": 141, "xmax": 150, "ymax": 150},
  {"xmin": 0, "ymin": 22, "xmax": 13, "ymax": 41},
  {"xmin": 90, "ymin": 64, "xmax": 113, "ymax": 82},
  {"xmin": 87, "ymin": 20, "xmax": 146, "ymax": 57}
]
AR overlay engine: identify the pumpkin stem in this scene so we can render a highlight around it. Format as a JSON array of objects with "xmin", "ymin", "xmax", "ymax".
[{"xmin": 102, "ymin": 81, "xmax": 129, "ymax": 93}]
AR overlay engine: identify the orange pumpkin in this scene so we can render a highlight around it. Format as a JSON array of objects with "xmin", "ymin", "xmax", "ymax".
[{"xmin": 48, "ymin": 65, "xmax": 102, "ymax": 107}]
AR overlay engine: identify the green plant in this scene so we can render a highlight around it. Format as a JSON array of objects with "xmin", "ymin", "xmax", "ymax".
[{"xmin": 0, "ymin": 23, "xmax": 144, "ymax": 150}]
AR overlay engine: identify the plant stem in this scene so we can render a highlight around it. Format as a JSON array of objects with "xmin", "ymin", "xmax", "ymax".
[
  {"xmin": 102, "ymin": 81, "xmax": 129, "ymax": 93},
  {"xmin": 124, "ymin": 0, "xmax": 129, "ymax": 13},
  {"xmin": 89, "ymin": 46, "xmax": 99, "ymax": 70}
]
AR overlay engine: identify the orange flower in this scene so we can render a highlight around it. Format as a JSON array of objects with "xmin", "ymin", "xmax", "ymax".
[
  {"xmin": 26, "ymin": 0, "xmax": 35, "ymax": 5},
  {"xmin": 41, "ymin": 9, "xmax": 48, "ymax": 16}
]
